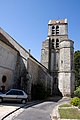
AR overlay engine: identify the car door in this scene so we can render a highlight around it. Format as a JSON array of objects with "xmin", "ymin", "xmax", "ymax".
[
  {"xmin": 4, "ymin": 90, "xmax": 17, "ymax": 102},
  {"xmin": 17, "ymin": 90, "xmax": 25, "ymax": 101}
]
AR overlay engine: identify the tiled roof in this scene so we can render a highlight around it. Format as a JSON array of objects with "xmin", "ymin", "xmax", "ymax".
[{"xmin": 48, "ymin": 19, "xmax": 68, "ymax": 25}]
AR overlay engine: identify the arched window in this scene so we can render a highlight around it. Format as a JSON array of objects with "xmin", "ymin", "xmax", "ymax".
[
  {"xmin": 52, "ymin": 26, "xmax": 55, "ymax": 29},
  {"xmin": 52, "ymin": 39, "xmax": 54, "ymax": 49},
  {"xmin": 56, "ymin": 26, "xmax": 59, "ymax": 29},
  {"xmin": 52, "ymin": 26, "xmax": 55, "ymax": 35},
  {"xmin": 56, "ymin": 26, "xmax": 59, "ymax": 35},
  {"xmin": 56, "ymin": 39, "xmax": 59, "ymax": 48}
]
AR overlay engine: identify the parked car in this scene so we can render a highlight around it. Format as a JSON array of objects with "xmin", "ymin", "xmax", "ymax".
[{"xmin": 0, "ymin": 89, "xmax": 28, "ymax": 104}]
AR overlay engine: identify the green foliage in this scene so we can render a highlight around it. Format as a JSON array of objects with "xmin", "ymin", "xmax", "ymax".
[
  {"xmin": 74, "ymin": 86, "xmax": 80, "ymax": 97},
  {"xmin": 70, "ymin": 97, "xmax": 80, "ymax": 106},
  {"xmin": 74, "ymin": 50, "xmax": 80, "ymax": 87},
  {"xmin": 59, "ymin": 108, "xmax": 80, "ymax": 119}
]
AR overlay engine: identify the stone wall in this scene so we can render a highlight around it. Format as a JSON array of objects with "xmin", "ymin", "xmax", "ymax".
[
  {"xmin": 27, "ymin": 56, "xmax": 52, "ymax": 99},
  {"xmin": 0, "ymin": 33, "xmax": 29, "ymax": 92},
  {"xmin": 41, "ymin": 39, "xmax": 49, "ymax": 69},
  {"xmin": 0, "ymin": 28, "xmax": 30, "ymax": 93},
  {"xmin": 0, "ymin": 40, "xmax": 18, "ymax": 91},
  {"xmin": 59, "ymin": 39, "xmax": 75, "ymax": 96}
]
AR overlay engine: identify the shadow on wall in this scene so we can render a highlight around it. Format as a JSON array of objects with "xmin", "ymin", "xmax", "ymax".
[
  {"xmin": 12, "ymin": 54, "xmax": 30, "ymax": 95},
  {"xmin": 31, "ymin": 82, "xmax": 52, "ymax": 100},
  {"xmin": 52, "ymin": 77, "xmax": 62, "ymax": 97}
]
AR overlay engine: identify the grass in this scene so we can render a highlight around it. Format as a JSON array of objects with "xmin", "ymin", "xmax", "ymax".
[
  {"xmin": 59, "ymin": 103, "xmax": 71, "ymax": 107},
  {"xmin": 59, "ymin": 108, "xmax": 80, "ymax": 119}
]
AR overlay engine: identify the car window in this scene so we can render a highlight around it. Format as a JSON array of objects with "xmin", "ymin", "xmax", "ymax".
[
  {"xmin": 14, "ymin": 91, "xmax": 18, "ymax": 95},
  {"xmin": 17, "ymin": 91, "xmax": 24, "ymax": 95},
  {"xmin": 6, "ymin": 90, "xmax": 15, "ymax": 95}
]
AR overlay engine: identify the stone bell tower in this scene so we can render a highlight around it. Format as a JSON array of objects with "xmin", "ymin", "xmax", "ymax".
[{"xmin": 41, "ymin": 19, "xmax": 75, "ymax": 96}]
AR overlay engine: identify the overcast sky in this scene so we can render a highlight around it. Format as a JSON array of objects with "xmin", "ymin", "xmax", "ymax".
[{"xmin": 0, "ymin": 0, "xmax": 80, "ymax": 61}]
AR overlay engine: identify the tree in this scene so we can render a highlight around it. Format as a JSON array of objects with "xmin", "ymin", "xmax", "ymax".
[{"xmin": 74, "ymin": 50, "xmax": 80, "ymax": 87}]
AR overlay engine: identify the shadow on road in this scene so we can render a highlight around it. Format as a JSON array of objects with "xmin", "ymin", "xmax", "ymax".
[
  {"xmin": 23, "ymin": 96, "xmax": 63, "ymax": 109},
  {"xmin": 0, "ymin": 101, "xmax": 24, "ymax": 107},
  {"xmin": 0, "ymin": 96, "xmax": 63, "ymax": 120},
  {"xmin": 45, "ymin": 96, "xmax": 63, "ymax": 102},
  {"xmin": 0, "ymin": 96, "xmax": 62, "ymax": 108}
]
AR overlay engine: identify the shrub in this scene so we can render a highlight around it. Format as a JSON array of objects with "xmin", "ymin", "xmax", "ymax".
[
  {"xmin": 70, "ymin": 97, "xmax": 80, "ymax": 106},
  {"xmin": 74, "ymin": 86, "xmax": 80, "ymax": 97}
]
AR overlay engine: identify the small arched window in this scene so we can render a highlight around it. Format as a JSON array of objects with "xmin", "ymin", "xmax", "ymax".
[
  {"xmin": 52, "ymin": 26, "xmax": 55, "ymax": 29},
  {"xmin": 52, "ymin": 26, "xmax": 55, "ymax": 35},
  {"xmin": 56, "ymin": 39, "xmax": 59, "ymax": 48},
  {"xmin": 56, "ymin": 26, "xmax": 59, "ymax": 35},
  {"xmin": 52, "ymin": 39, "xmax": 54, "ymax": 49},
  {"xmin": 56, "ymin": 26, "xmax": 59, "ymax": 29}
]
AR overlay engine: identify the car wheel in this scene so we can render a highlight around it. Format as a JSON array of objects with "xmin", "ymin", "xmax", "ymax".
[
  {"xmin": 21, "ymin": 99, "xmax": 26, "ymax": 104},
  {"xmin": 0, "ymin": 98, "xmax": 3, "ymax": 103}
]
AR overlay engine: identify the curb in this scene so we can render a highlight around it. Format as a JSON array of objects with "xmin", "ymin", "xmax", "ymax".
[
  {"xmin": 1, "ymin": 104, "xmax": 25, "ymax": 120},
  {"xmin": 51, "ymin": 98, "xmax": 80, "ymax": 120},
  {"xmin": 50, "ymin": 97, "xmax": 71, "ymax": 120}
]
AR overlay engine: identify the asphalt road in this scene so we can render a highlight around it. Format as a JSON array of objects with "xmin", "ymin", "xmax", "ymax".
[
  {"xmin": 12, "ymin": 97, "xmax": 62, "ymax": 120},
  {"xmin": 12, "ymin": 102, "xmax": 55, "ymax": 120},
  {"xmin": 1, "ymin": 96, "xmax": 70, "ymax": 120}
]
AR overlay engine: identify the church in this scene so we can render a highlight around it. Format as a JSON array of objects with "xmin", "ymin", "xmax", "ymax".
[
  {"xmin": 41, "ymin": 19, "xmax": 75, "ymax": 96},
  {"xmin": 0, "ymin": 19, "xmax": 75, "ymax": 100},
  {"xmin": 0, "ymin": 27, "xmax": 52, "ymax": 100}
]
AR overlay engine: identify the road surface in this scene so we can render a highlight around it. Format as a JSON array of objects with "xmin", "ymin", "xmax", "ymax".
[
  {"xmin": 1, "ymin": 96, "xmax": 70, "ymax": 120},
  {"xmin": 12, "ymin": 97, "xmax": 62, "ymax": 120}
]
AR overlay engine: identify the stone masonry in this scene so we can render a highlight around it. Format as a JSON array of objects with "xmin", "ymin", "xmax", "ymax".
[{"xmin": 41, "ymin": 19, "xmax": 75, "ymax": 96}]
